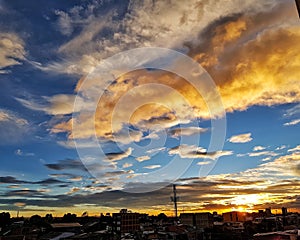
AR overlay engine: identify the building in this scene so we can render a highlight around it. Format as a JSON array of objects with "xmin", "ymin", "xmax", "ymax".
[
  {"xmin": 222, "ymin": 211, "xmax": 247, "ymax": 222},
  {"xmin": 282, "ymin": 207, "xmax": 288, "ymax": 216},
  {"xmin": 265, "ymin": 208, "xmax": 272, "ymax": 217},
  {"xmin": 112, "ymin": 209, "xmax": 140, "ymax": 234},
  {"xmin": 195, "ymin": 212, "xmax": 213, "ymax": 229},
  {"xmin": 180, "ymin": 213, "xmax": 194, "ymax": 226},
  {"xmin": 180, "ymin": 212, "xmax": 213, "ymax": 229}
]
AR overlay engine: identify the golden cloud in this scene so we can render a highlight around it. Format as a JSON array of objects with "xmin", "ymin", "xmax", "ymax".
[{"xmin": 51, "ymin": 1, "xmax": 300, "ymax": 145}]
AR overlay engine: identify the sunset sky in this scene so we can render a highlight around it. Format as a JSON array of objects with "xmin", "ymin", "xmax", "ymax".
[{"xmin": 0, "ymin": 0, "xmax": 300, "ymax": 217}]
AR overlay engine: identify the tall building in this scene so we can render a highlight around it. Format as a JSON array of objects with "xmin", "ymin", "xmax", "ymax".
[
  {"xmin": 112, "ymin": 209, "xmax": 140, "ymax": 234},
  {"xmin": 282, "ymin": 207, "xmax": 288, "ymax": 216},
  {"xmin": 222, "ymin": 211, "xmax": 247, "ymax": 222}
]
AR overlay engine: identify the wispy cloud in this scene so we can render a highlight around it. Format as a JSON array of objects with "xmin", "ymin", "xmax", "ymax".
[
  {"xmin": 284, "ymin": 118, "xmax": 300, "ymax": 126},
  {"xmin": 168, "ymin": 127, "xmax": 208, "ymax": 138},
  {"xmin": 253, "ymin": 146, "xmax": 266, "ymax": 151},
  {"xmin": 16, "ymin": 94, "xmax": 77, "ymax": 115},
  {"xmin": 288, "ymin": 145, "xmax": 300, "ymax": 152},
  {"xmin": 143, "ymin": 165, "xmax": 161, "ymax": 170},
  {"xmin": 0, "ymin": 32, "xmax": 25, "ymax": 72},
  {"xmin": 248, "ymin": 151, "xmax": 278, "ymax": 157},
  {"xmin": 169, "ymin": 144, "xmax": 233, "ymax": 160},
  {"xmin": 228, "ymin": 133, "xmax": 252, "ymax": 143},
  {"xmin": 15, "ymin": 149, "xmax": 35, "ymax": 157},
  {"xmin": 0, "ymin": 109, "xmax": 29, "ymax": 145}
]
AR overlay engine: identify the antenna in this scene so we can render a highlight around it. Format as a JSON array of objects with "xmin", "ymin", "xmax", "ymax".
[{"xmin": 170, "ymin": 184, "xmax": 179, "ymax": 219}]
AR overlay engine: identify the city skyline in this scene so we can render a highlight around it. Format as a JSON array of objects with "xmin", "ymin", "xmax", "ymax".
[{"xmin": 0, "ymin": 0, "xmax": 300, "ymax": 217}]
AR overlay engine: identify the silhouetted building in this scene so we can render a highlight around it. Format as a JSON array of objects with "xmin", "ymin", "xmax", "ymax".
[
  {"xmin": 195, "ymin": 212, "xmax": 213, "ymax": 229},
  {"xmin": 223, "ymin": 211, "xmax": 247, "ymax": 222},
  {"xmin": 282, "ymin": 207, "xmax": 288, "ymax": 216},
  {"xmin": 180, "ymin": 212, "xmax": 213, "ymax": 229},
  {"xmin": 112, "ymin": 209, "xmax": 140, "ymax": 234},
  {"xmin": 265, "ymin": 208, "xmax": 272, "ymax": 217},
  {"xmin": 180, "ymin": 213, "xmax": 194, "ymax": 226}
]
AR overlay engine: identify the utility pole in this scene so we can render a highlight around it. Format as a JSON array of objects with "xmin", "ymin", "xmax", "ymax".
[
  {"xmin": 296, "ymin": 0, "xmax": 300, "ymax": 18},
  {"xmin": 170, "ymin": 184, "xmax": 179, "ymax": 219}
]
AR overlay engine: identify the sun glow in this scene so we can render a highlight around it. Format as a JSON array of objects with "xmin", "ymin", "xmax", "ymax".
[{"xmin": 231, "ymin": 194, "xmax": 269, "ymax": 207}]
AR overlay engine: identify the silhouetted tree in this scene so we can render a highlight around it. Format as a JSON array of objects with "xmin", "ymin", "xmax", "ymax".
[
  {"xmin": 29, "ymin": 214, "xmax": 43, "ymax": 226},
  {"xmin": 45, "ymin": 213, "xmax": 53, "ymax": 223},
  {"xmin": 157, "ymin": 213, "xmax": 168, "ymax": 221},
  {"xmin": 62, "ymin": 213, "xmax": 77, "ymax": 222},
  {"xmin": 0, "ymin": 212, "xmax": 10, "ymax": 227},
  {"xmin": 81, "ymin": 211, "xmax": 88, "ymax": 217}
]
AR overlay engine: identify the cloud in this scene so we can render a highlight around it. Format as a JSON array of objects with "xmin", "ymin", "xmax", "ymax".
[
  {"xmin": 143, "ymin": 165, "xmax": 161, "ymax": 170},
  {"xmin": 146, "ymin": 147, "xmax": 166, "ymax": 154},
  {"xmin": 1, "ymin": 150, "xmax": 300, "ymax": 212},
  {"xmin": 288, "ymin": 145, "xmax": 300, "ymax": 152},
  {"xmin": 122, "ymin": 163, "xmax": 133, "ymax": 168},
  {"xmin": 168, "ymin": 127, "xmax": 208, "ymax": 138},
  {"xmin": 0, "ymin": 176, "xmax": 29, "ymax": 184},
  {"xmin": 284, "ymin": 103, "xmax": 300, "ymax": 118},
  {"xmin": 253, "ymin": 146, "xmax": 266, "ymax": 151},
  {"xmin": 14, "ymin": 202, "xmax": 26, "ymax": 207},
  {"xmin": 0, "ymin": 109, "xmax": 30, "ymax": 145},
  {"xmin": 136, "ymin": 155, "xmax": 151, "ymax": 162},
  {"xmin": 16, "ymin": 94, "xmax": 77, "ymax": 115},
  {"xmin": 169, "ymin": 144, "xmax": 233, "ymax": 159},
  {"xmin": 46, "ymin": 0, "xmax": 281, "ymax": 75},
  {"xmin": 15, "ymin": 149, "xmax": 35, "ymax": 157},
  {"xmin": 228, "ymin": 133, "xmax": 252, "ymax": 143},
  {"xmin": 284, "ymin": 119, "xmax": 300, "ymax": 126},
  {"xmin": 275, "ymin": 145, "xmax": 286, "ymax": 151},
  {"xmin": 25, "ymin": 1, "xmax": 300, "ymax": 151},
  {"xmin": 45, "ymin": 159, "xmax": 87, "ymax": 171},
  {"xmin": 67, "ymin": 187, "xmax": 81, "ymax": 195},
  {"xmin": 248, "ymin": 151, "xmax": 278, "ymax": 157},
  {"xmin": 33, "ymin": 178, "xmax": 69, "ymax": 186},
  {"xmin": 190, "ymin": 2, "xmax": 300, "ymax": 113},
  {"xmin": 103, "ymin": 170, "xmax": 133, "ymax": 178},
  {"xmin": 105, "ymin": 148, "xmax": 132, "ymax": 162},
  {"xmin": 0, "ymin": 32, "xmax": 25, "ymax": 71},
  {"xmin": 197, "ymin": 161, "xmax": 212, "ymax": 166},
  {"xmin": 68, "ymin": 176, "xmax": 83, "ymax": 182}
]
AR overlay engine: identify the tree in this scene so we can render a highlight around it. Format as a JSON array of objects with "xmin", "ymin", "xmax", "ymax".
[
  {"xmin": 157, "ymin": 213, "xmax": 168, "ymax": 221},
  {"xmin": 29, "ymin": 214, "xmax": 42, "ymax": 226},
  {"xmin": 62, "ymin": 213, "xmax": 77, "ymax": 222},
  {"xmin": 45, "ymin": 213, "xmax": 53, "ymax": 222}
]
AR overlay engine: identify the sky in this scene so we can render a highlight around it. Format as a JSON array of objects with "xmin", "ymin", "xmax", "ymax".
[{"xmin": 0, "ymin": 0, "xmax": 300, "ymax": 217}]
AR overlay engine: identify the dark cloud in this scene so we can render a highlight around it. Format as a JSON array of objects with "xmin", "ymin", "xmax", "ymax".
[
  {"xmin": 33, "ymin": 178, "xmax": 69, "ymax": 185},
  {"xmin": 3, "ymin": 189, "xmax": 44, "ymax": 197},
  {"xmin": 45, "ymin": 158, "xmax": 88, "ymax": 171},
  {"xmin": 0, "ymin": 176, "xmax": 69, "ymax": 186},
  {"xmin": 0, "ymin": 176, "xmax": 30, "ymax": 184}
]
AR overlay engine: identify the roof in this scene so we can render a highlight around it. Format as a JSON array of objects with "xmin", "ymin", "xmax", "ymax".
[{"xmin": 50, "ymin": 223, "xmax": 82, "ymax": 228}]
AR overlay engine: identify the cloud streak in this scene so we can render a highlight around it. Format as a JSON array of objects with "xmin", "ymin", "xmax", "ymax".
[
  {"xmin": 0, "ymin": 32, "xmax": 25, "ymax": 72},
  {"xmin": 228, "ymin": 133, "xmax": 252, "ymax": 143}
]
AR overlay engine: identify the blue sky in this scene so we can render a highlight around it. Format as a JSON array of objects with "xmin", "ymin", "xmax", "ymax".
[{"xmin": 0, "ymin": 0, "xmax": 300, "ymax": 216}]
